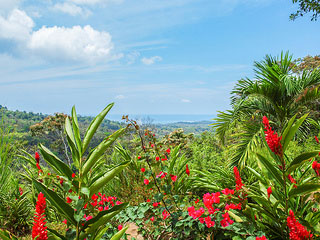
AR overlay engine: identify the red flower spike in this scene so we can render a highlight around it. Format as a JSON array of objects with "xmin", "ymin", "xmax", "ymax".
[
  {"xmin": 263, "ymin": 116, "xmax": 282, "ymax": 156},
  {"xmin": 315, "ymin": 136, "xmax": 319, "ymax": 144},
  {"xmin": 166, "ymin": 148, "xmax": 171, "ymax": 154},
  {"xmin": 32, "ymin": 192, "xmax": 48, "ymax": 240},
  {"xmin": 186, "ymin": 164, "xmax": 190, "ymax": 176},
  {"xmin": 267, "ymin": 186, "xmax": 272, "ymax": 199},
  {"xmin": 66, "ymin": 197, "xmax": 72, "ymax": 203},
  {"xmin": 35, "ymin": 152, "xmax": 40, "ymax": 164},
  {"xmin": 287, "ymin": 210, "xmax": 313, "ymax": 239},
  {"xmin": 233, "ymin": 166, "xmax": 244, "ymax": 190}
]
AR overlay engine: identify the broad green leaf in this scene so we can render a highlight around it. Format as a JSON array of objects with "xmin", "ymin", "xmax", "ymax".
[
  {"xmin": 39, "ymin": 144, "xmax": 73, "ymax": 179},
  {"xmin": 281, "ymin": 114, "xmax": 297, "ymax": 144},
  {"xmin": 82, "ymin": 103, "xmax": 114, "ymax": 154},
  {"xmin": 71, "ymin": 106, "xmax": 82, "ymax": 156},
  {"xmin": 228, "ymin": 211, "xmax": 243, "ymax": 222},
  {"xmin": 286, "ymin": 151, "xmax": 319, "ymax": 175},
  {"xmin": 65, "ymin": 117, "xmax": 80, "ymax": 167},
  {"xmin": 110, "ymin": 225, "xmax": 129, "ymax": 240},
  {"xmin": 289, "ymin": 183, "xmax": 320, "ymax": 197},
  {"xmin": 81, "ymin": 187, "xmax": 90, "ymax": 198},
  {"xmin": 82, "ymin": 128, "xmax": 127, "ymax": 177},
  {"xmin": 246, "ymin": 166, "xmax": 266, "ymax": 184},
  {"xmin": 33, "ymin": 179, "xmax": 76, "ymax": 225},
  {"xmin": 168, "ymin": 145, "xmax": 181, "ymax": 174},
  {"xmin": 47, "ymin": 228, "xmax": 67, "ymax": 240},
  {"xmin": 257, "ymin": 153, "xmax": 283, "ymax": 186},
  {"xmin": 282, "ymin": 114, "xmax": 308, "ymax": 152},
  {"xmin": 92, "ymin": 226, "xmax": 110, "ymax": 240},
  {"xmin": 89, "ymin": 161, "xmax": 130, "ymax": 194}
]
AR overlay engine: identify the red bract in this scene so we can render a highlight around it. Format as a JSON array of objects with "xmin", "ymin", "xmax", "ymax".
[
  {"xmin": 144, "ymin": 179, "xmax": 149, "ymax": 185},
  {"xmin": 225, "ymin": 203, "xmax": 241, "ymax": 211},
  {"xmin": 220, "ymin": 212, "xmax": 234, "ymax": 228},
  {"xmin": 166, "ymin": 148, "xmax": 171, "ymax": 154},
  {"xmin": 288, "ymin": 174, "xmax": 297, "ymax": 188},
  {"xmin": 233, "ymin": 166, "xmax": 244, "ymax": 190},
  {"xmin": 204, "ymin": 216, "xmax": 215, "ymax": 228},
  {"xmin": 312, "ymin": 161, "xmax": 320, "ymax": 176},
  {"xmin": 221, "ymin": 188, "xmax": 234, "ymax": 195},
  {"xmin": 170, "ymin": 174, "xmax": 177, "ymax": 182},
  {"xmin": 187, "ymin": 206, "xmax": 205, "ymax": 219},
  {"xmin": 263, "ymin": 116, "xmax": 282, "ymax": 156},
  {"xmin": 256, "ymin": 236, "xmax": 268, "ymax": 240},
  {"xmin": 32, "ymin": 192, "xmax": 48, "ymax": 240},
  {"xmin": 66, "ymin": 197, "xmax": 72, "ymax": 203},
  {"xmin": 35, "ymin": 152, "xmax": 40, "ymax": 164},
  {"xmin": 152, "ymin": 202, "xmax": 160, "ymax": 208},
  {"xmin": 19, "ymin": 187, "xmax": 23, "ymax": 196},
  {"xmin": 137, "ymin": 156, "xmax": 141, "ymax": 160},
  {"xmin": 72, "ymin": 173, "xmax": 76, "ymax": 178},
  {"xmin": 203, "ymin": 192, "xmax": 220, "ymax": 214},
  {"xmin": 162, "ymin": 210, "xmax": 170, "ymax": 220},
  {"xmin": 267, "ymin": 187, "xmax": 272, "ymax": 199},
  {"xmin": 287, "ymin": 210, "xmax": 313, "ymax": 240},
  {"xmin": 186, "ymin": 164, "xmax": 190, "ymax": 176},
  {"xmin": 315, "ymin": 136, "xmax": 319, "ymax": 144},
  {"xmin": 156, "ymin": 171, "xmax": 167, "ymax": 179},
  {"xmin": 156, "ymin": 156, "xmax": 160, "ymax": 161},
  {"xmin": 141, "ymin": 168, "xmax": 146, "ymax": 173},
  {"xmin": 62, "ymin": 219, "xmax": 67, "ymax": 224},
  {"xmin": 150, "ymin": 216, "xmax": 155, "ymax": 222}
]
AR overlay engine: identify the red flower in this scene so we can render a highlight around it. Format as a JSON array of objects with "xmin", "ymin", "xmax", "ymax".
[
  {"xmin": 162, "ymin": 210, "xmax": 170, "ymax": 220},
  {"xmin": 263, "ymin": 116, "xmax": 282, "ymax": 156},
  {"xmin": 287, "ymin": 210, "xmax": 312, "ymax": 240},
  {"xmin": 156, "ymin": 171, "xmax": 167, "ymax": 179},
  {"xmin": 144, "ymin": 179, "xmax": 149, "ymax": 185},
  {"xmin": 141, "ymin": 168, "xmax": 146, "ymax": 173},
  {"xmin": 220, "ymin": 212, "xmax": 234, "ymax": 228},
  {"xmin": 161, "ymin": 157, "xmax": 167, "ymax": 161},
  {"xmin": 146, "ymin": 199, "xmax": 151, "ymax": 202},
  {"xmin": 267, "ymin": 187, "xmax": 272, "ymax": 199},
  {"xmin": 166, "ymin": 148, "xmax": 171, "ymax": 154},
  {"xmin": 35, "ymin": 152, "xmax": 40, "ymax": 164},
  {"xmin": 186, "ymin": 164, "xmax": 190, "ymax": 176},
  {"xmin": 62, "ymin": 219, "xmax": 67, "ymax": 224},
  {"xmin": 153, "ymin": 202, "xmax": 160, "ymax": 208},
  {"xmin": 288, "ymin": 175, "xmax": 297, "ymax": 188},
  {"xmin": 194, "ymin": 199, "xmax": 199, "ymax": 204},
  {"xmin": 32, "ymin": 192, "xmax": 48, "ymax": 240},
  {"xmin": 155, "ymin": 156, "xmax": 160, "ymax": 161},
  {"xmin": 170, "ymin": 174, "xmax": 177, "ymax": 182},
  {"xmin": 312, "ymin": 161, "xmax": 320, "ymax": 176},
  {"xmin": 36, "ymin": 163, "xmax": 41, "ymax": 170},
  {"xmin": 233, "ymin": 166, "xmax": 244, "ymax": 190},
  {"xmin": 19, "ymin": 187, "xmax": 23, "ymax": 196},
  {"xmin": 204, "ymin": 216, "xmax": 215, "ymax": 228},
  {"xmin": 150, "ymin": 216, "xmax": 155, "ymax": 222},
  {"xmin": 256, "ymin": 237, "xmax": 268, "ymax": 240},
  {"xmin": 137, "ymin": 156, "xmax": 141, "ymax": 160},
  {"xmin": 66, "ymin": 197, "xmax": 72, "ymax": 203},
  {"xmin": 315, "ymin": 136, "xmax": 319, "ymax": 144},
  {"xmin": 221, "ymin": 188, "xmax": 234, "ymax": 195},
  {"xmin": 72, "ymin": 173, "xmax": 76, "ymax": 178}
]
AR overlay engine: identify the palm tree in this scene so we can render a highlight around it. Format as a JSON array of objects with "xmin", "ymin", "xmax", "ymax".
[{"xmin": 213, "ymin": 52, "xmax": 320, "ymax": 167}]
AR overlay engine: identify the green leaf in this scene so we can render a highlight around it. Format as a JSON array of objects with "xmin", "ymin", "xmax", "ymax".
[
  {"xmin": 82, "ymin": 203, "xmax": 128, "ymax": 233},
  {"xmin": 47, "ymin": 228, "xmax": 67, "ymax": 240},
  {"xmin": 71, "ymin": 106, "xmax": 82, "ymax": 156},
  {"xmin": 65, "ymin": 117, "xmax": 80, "ymax": 167},
  {"xmin": 257, "ymin": 153, "xmax": 283, "ymax": 186},
  {"xmin": 82, "ymin": 103, "xmax": 114, "ymax": 154},
  {"xmin": 110, "ymin": 225, "xmax": 129, "ymax": 240},
  {"xmin": 39, "ymin": 144, "xmax": 73, "ymax": 179},
  {"xmin": 0, "ymin": 229, "xmax": 18, "ymax": 240},
  {"xmin": 89, "ymin": 161, "xmax": 130, "ymax": 194},
  {"xmin": 282, "ymin": 113, "xmax": 308, "ymax": 152},
  {"xmin": 81, "ymin": 187, "xmax": 90, "ymax": 198},
  {"xmin": 286, "ymin": 151, "xmax": 319, "ymax": 175},
  {"xmin": 289, "ymin": 183, "xmax": 320, "ymax": 197},
  {"xmin": 246, "ymin": 166, "xmax": 266, "ymax": 184},
  {"xmin": 33, "ymin": 179, "xmax": 76, "ymax": 225},
  {"xmin": 82, "ymin": 128, "xmax": 127, "ymax": 177}
]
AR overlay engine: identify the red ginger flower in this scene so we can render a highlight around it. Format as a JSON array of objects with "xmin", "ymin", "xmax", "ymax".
[
  {"xmin": 263, "ymin": 116, "xmax": 282, "ymax": 156},
  {"xmin": 186, "ymin": 164, "xmax": 190, "ymax": 176},
  {"xmin": 288, "ymin": 174, "xmax": 297, "ymax": 188},
  {"xmin": 315, "ymin": 136, "xmax": 319, "ymax": 144},
  {"xmin": 312, "ymin": 161, "xmax": 320, "ymax": 176},
  {"xmin": 233, "ymin": 166, "xmax": 244, "ymax": 190},
  {"xmin": 35, "ymin": 152, "xmax": 40, "ymax": 164},
  {"xmin": 287, "ymin": 210, "xmax": 313, "ymax": 240},
  {"xmin": 267, "ymin": 186, "xmax": 272, "ymax": 199},
  {"xmin": 32, "ymin": 192, "xmax": 48, "ymax": 240}
]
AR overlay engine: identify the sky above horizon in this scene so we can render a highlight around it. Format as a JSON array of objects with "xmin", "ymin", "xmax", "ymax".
[{"xmin": 0, "ymin": 0, "xmax": 320, "ymax": 117}]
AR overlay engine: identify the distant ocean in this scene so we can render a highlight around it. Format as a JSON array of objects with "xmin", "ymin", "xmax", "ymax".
[{"xmin": 107, "ymin": 114, "xmax": 215, "ymax": 124}]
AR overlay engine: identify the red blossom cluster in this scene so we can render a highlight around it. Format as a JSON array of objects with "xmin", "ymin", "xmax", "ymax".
[
  {"xmin": 162, "ymin": 210, "xmax": 170, "ymax": 220},
  {"xmin": 267, "ymin": 187, "xmax": 272, "ymax": 199},
  {"xmin": 312, "ymin": 161, "xmax": 320, "ymax": 176},
  {"xmin": 263, "ymin": 116, "xmax": 282, "ymax": 156},
  {"xmin": 233, "ymin": 166, "xmax": 244, "ymax": 190},
  {"xmin": 288, "ymin": 174, "xmax": 297, "ymax": 188},
  {"xmin": 256, "ymin": 236, "xmax": 268, "ymax": 240},
  {"xmin": 32, "ymin": 192, "xmax": 48, "ymax": 240},
  {"xmin": 287, "ymin": 210, "xmax": 312, "ymax": 240}
]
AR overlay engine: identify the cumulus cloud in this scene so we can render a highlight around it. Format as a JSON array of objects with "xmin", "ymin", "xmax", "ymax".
[
  {"xmin": 53, "ymin": 2, "xmax": 90, "ymax": 17},
  {"xmin": 28, "ymin": 25, "xmax": 115, "ymax": 62},
  {"xmin": 181, "ymin": 99, "xmax": 191, "ymax": 103},
  {"xmin": 141, "ymin": 56, "xmax": 162, "ymax": 65},
  {"xmin": 0, "ymin": 9, "xmax": 34, "ymax": 41}
]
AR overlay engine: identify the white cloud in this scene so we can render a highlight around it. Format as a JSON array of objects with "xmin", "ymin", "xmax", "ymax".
[
  {"xmin": 53, "ymin": 2, "xmax": 90, "ymax": 17},
  {"xmin": 0, "ymin": 0, "xmax": 21, "ymax": 14},
  {"xmin": 115, "ymin": 94, "xmax": 125, "ymax": 99},
  {"xmin": 27, "ymin": 25, "xmax": 116, "ymax": 62},
  {"xmin": 0, "ymin": 9, "xmax": 34, "ymax": 41},
  {"xmin": 141, "ymin": 56, "xmax": 162, "ymax": 65},
  {"xmin": 125, "ymin": 51, "xmax": 140, "ymax": 65},
  {"xmin": 181, "ymin": 99, "xmax": 191, "ymax": 103}
]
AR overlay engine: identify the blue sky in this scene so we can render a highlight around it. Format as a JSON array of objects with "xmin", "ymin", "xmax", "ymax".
[{"xmin": 0, "ymin": 0, "xmax": 319, "ymax": 117}]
